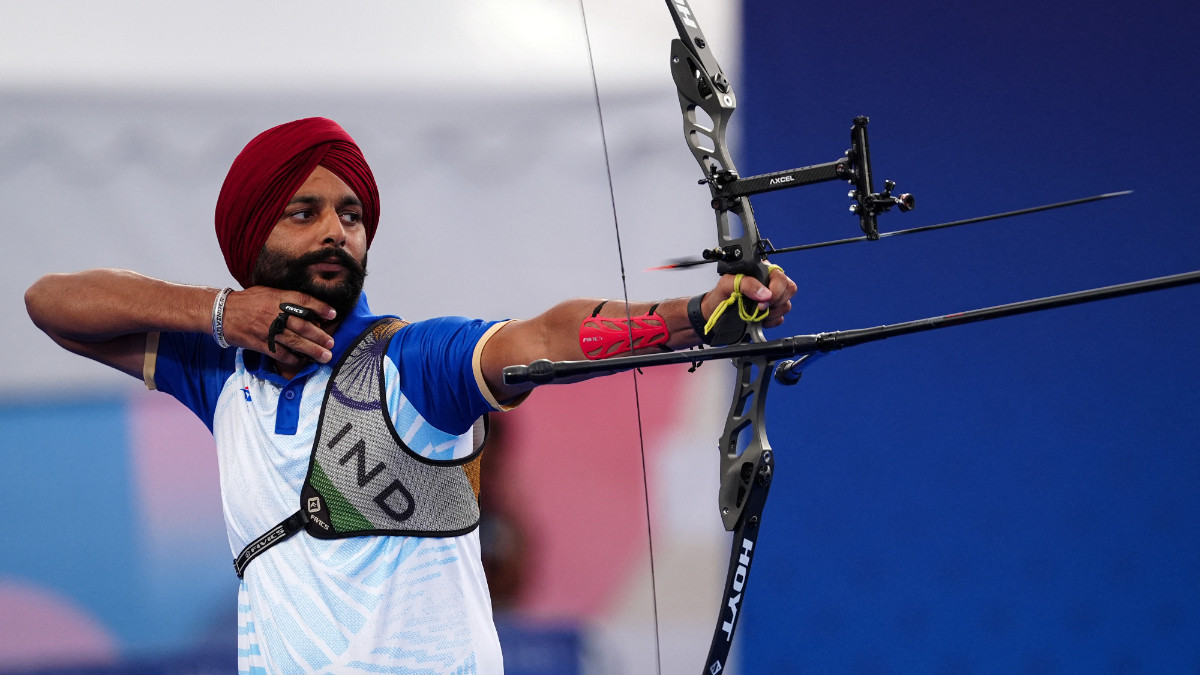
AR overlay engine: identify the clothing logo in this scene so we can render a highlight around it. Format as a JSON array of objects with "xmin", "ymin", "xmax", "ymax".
[
  {"xmin": 241, "ymin": 386, "xmax": 252, "ymax": 402},
  {"xmin": 674, "ymin": 1, "xmax": 697, "ymax": 29},
  {"xmin": 307, "ymin": 497, "xmax": 321, "ymax": 513}
]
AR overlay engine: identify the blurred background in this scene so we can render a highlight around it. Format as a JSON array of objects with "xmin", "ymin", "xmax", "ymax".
[{"xmin": 3, "ymin": 0, "xmax": 1198, "ymax": 673}]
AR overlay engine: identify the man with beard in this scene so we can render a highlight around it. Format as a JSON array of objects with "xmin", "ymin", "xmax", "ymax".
[{"xmin": 25, "ymin": 117, "xmax": 796, "ymax": 673}]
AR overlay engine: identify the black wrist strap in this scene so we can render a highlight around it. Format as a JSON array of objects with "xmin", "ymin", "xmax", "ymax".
[{"xmin": 687, "ymin": 293, "xmax": 713, "ymax": 345}]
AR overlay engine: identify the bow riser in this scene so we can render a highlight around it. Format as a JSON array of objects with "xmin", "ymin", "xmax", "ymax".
[
  {"xmin": 716, "ymin": 330, "xmax": 773, "ymax": 530},
  {"xmin": 670, "ymin": 40, "xmax": 771, "ymax": 284}
]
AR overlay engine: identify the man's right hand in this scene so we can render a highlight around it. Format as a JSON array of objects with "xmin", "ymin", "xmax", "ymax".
[{"xmin": 223, "ymin": 287, "xmax": 338, "ymax": 368}]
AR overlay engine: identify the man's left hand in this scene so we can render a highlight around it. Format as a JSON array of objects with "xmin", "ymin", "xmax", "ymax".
[{"xmin": 702, "ymin": 266, "xmax": 798, "ymax": 330}]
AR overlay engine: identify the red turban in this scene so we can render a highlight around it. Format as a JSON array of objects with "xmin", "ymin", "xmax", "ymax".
[{"xmin": 215, "ymin": 117, "xmax": 380, "ymax": 288}]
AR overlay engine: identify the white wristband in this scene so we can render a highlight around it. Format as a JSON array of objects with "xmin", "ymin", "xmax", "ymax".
[{"xmin": 211, "ymin": 287, "xmax": 233, "ymax": 349}]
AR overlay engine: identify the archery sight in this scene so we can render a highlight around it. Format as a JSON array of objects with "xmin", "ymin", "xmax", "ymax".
[
  {"xmin": 697, "ymin": 115, "xmax": 914, "ymax": 263},
  {"xmin": 668, "ymin": 5, "xmax": 913, "ymax": 274}
]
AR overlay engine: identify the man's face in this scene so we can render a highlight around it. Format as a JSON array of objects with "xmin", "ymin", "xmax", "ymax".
[{"xmin": 252, "ymin": 165, "xmax": 369, "ymax": 320}]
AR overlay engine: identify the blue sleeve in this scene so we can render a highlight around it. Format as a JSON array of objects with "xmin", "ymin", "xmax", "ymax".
[
  {"xmin": 154, "ymin": 332, "xmax": 237, "ymax": 432},
  {"xmin": 386, "ymin": 316, "xmax": 500, "ymax": 436}
]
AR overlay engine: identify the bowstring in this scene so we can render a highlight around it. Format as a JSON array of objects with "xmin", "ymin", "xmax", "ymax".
[{"xmin": 575, "ymin": 2, "xmax": 663, "ymax": 672}]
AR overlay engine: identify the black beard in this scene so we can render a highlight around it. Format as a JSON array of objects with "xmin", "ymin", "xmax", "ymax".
[{"xmin": 251, "ymin": 246, "xmax": 368, "ymax": 322}]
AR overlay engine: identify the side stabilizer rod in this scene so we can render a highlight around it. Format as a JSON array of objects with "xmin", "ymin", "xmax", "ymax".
[{"xmin": 503, "ymin": 269, "xmax": 1200, "ymax": 385}]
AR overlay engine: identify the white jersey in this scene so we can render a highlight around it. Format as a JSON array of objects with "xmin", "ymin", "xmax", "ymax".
[{"xmin": 147, "ymin": 296, "xmax": 511, "ymax": 673}]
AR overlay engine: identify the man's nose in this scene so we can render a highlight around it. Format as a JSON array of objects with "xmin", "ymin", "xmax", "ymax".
[{"xmin": 315, "ymin": 210, "xmax": 348, "ymax": 247}]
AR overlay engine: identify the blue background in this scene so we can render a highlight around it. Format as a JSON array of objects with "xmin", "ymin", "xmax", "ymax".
[
  {"xmin": 2, "ymin": 399, "xmax": 143, "ymax": 640},
  {"xmin": 741, "ymin": 0, "xmax": 1199, "ymax": 671}
]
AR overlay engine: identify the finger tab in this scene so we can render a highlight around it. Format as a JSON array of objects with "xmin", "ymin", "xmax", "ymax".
[{"xmin": 279, "ymin": 303, "xmax": 317, "ymax": 321}]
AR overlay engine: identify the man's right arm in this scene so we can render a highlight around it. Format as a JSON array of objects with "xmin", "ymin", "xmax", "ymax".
[{"xmin": 25, "ymin": 269, "xmax": 338, "ymax": 379}]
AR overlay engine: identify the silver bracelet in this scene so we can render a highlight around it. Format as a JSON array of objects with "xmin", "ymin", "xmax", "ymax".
[{"xmin": 211, "ymin": 287, "xmax": 233, "ymax": 348}]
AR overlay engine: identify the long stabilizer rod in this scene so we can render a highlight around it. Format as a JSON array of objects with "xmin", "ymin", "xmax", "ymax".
[{"xmin": 503, "ymin": 269, "xmax": 1200, "ymax": 385}]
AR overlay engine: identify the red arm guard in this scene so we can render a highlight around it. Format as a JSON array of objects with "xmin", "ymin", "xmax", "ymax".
[{"xmin": 579, "ymin": 301, "xmax": 670, "ymax": 360}]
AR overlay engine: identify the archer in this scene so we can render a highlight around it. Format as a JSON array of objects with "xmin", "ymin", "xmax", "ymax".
[{"xmin": 24, "ymin": 116, "xmax": 796, "ymax": 673}]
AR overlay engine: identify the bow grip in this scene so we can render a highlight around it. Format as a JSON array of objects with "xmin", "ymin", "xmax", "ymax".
[{"xmin": 706, "ymin": 256, "xmax": 774, "ymax": 345}]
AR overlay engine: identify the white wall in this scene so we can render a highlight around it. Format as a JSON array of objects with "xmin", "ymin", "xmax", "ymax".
[{"xmin": 4, "ymin": 0, "xmax": 740, "ymax": 394}]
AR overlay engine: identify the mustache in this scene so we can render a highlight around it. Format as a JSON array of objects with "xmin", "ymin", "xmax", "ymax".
[{"xmin": 289, "ymin": 247, "xmax": 366, "ymax": 276}]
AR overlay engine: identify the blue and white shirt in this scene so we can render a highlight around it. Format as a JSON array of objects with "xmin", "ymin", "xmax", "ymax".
[{"xmin": 146, "ymin": 293, "xmax": 511, "ymax": 674}]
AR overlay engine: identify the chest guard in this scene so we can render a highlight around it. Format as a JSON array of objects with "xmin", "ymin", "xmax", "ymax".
[{"xmin": 235, "ymin": 318, "xmax": 486, "ymax": 578}]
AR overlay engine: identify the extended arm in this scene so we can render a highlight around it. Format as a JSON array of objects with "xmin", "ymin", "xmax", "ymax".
[{"xmin": 478, "ymin": 269, "xmax": 797, "ymax": 401}]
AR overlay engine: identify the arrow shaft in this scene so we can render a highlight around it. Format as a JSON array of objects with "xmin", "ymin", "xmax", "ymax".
[{"xmin": 770, "ymin": 191, "xmax": 1132, "ymax": 255}]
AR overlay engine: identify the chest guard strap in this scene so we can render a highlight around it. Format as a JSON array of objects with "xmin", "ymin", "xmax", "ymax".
[{"xmin": 235, "ymin": 318, "xmax": 487, "ymax": 578}]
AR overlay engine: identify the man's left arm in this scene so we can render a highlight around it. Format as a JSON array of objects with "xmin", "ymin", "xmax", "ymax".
[{"xmin": 479, "ymin": 269, "xmax": 797, "ymax": 402}]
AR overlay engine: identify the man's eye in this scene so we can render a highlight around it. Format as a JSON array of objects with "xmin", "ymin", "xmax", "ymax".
[
  {"xmin": 341, "ymin": 212, "xmax": 363, "ymax": 225},
  {"xmin": 290, "ymin": 209, "xmax": 313, "ymax": 220}
]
